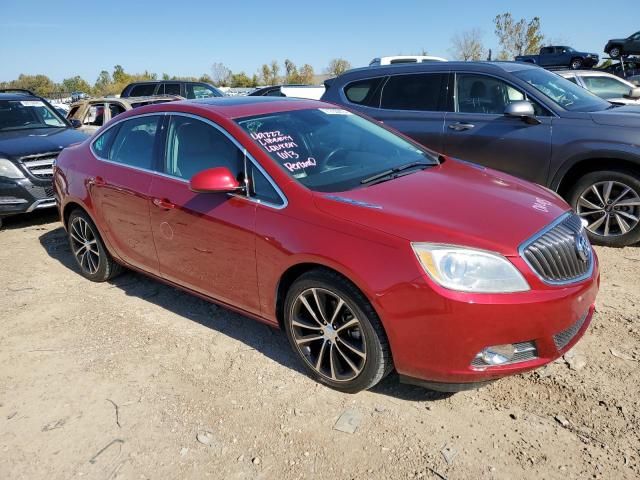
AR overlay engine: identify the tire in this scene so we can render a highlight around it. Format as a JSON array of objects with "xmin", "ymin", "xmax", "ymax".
[
  {"xmin": 609, "ymin": 47, "xmax": 622, "ymax": 59},
  {"xmin": 567, "ymin": 170, "xmax": 640, "ymax": 247},
  {"xmin": 570, "ymin": 58, "xmax": 583, "ymax": 70},
  {"xmin": 283, "ymin": 269, "xmax": 393, "ymax": 393},
  {"xmin": 67, "ymin": 209, "xmax": 122, "ymax": 281}
]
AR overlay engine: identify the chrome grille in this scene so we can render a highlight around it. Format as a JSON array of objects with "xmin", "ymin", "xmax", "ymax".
[
  {"xmin": 471, "ymin": 341, "xmax": 537, "ymax": 367},
  {"xmin": 520, "ymin": 213, "xmax": 593, "ymax": 284},
  {"xmin": 554, "ymin": 311, "xmax": 588, "ymax": 351},
  {"xmin": 20, "ymin": 153, "xmax": 57, "ymax": 179}
]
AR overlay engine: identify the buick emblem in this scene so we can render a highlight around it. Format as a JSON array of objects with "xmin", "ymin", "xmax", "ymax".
[{"xmin": 575, "ymin": 234, "xmax": 590, "ymax": 262}]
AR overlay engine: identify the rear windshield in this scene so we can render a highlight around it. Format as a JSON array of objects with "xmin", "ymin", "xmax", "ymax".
[
  {"xmin": 236, "ymin": 108, "xmax": 438, "ymax": 192},
  {"xmin": 0, "ymin": 100, "xmax": 67, "ymax": 131}
]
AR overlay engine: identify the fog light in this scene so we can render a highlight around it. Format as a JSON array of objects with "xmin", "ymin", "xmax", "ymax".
[
  {"xmin": 0, "ymin": 196, "xmax": 28, "ymax": 205},
  {"xmin": 478, "ymin": 344, "xmax": 516, "ymax": 365}
]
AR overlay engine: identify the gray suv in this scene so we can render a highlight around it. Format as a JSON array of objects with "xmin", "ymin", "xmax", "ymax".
[{"xmin": 322, "ymin": 62, "xmax": 640, "ymax": 247}]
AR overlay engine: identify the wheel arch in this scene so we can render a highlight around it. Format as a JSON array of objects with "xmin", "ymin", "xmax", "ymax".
[{"xmin": 553, "ymin": 156, "xmax": 640, "ymax": 197}]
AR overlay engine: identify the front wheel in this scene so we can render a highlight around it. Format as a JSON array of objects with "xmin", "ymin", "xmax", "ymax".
[
  {"xmin": 283, "ymin": 269, "xmax": 393, "ymax": 393},
  {"xmin": 609, "ymin": 47, "xmax": 622, "ymax": 59},
  {"xmin": 568, "ymin": 170, "xmax": 640, "ymax": 247}
]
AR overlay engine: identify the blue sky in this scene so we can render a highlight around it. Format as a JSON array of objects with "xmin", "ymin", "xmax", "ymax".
[{"xmin": 1, "ymin": 0, "xmax": 638, "ymax": 83}]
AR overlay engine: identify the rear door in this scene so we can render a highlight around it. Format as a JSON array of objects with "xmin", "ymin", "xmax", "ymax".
[
  {"xmin": 89, "ymin": 114, "xmax": 163, "ymax": 274},
  {"xmin": 441, "ymin": 72, "xmax": 552, "ymax": 185},
  {"xmin": 374, "ymin": 72, "xmax": 449, "ymax": 152},
  {"xmin": 148, "ymin": 113, "xmax": 260, "ymax": 313}
]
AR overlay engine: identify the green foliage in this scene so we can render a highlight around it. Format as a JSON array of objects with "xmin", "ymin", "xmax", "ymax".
[
  {"xmin": 0, "ymin": 74, "xmax": 58, "ymax": 97},
  {"xmin": 62, "ymin": 76, "xmax": 92, "ymax": 94},
  {"xmin": 450, "ymin": 29, "xmax": 486, "ymax": 61},
  {"xmin": 494, "ymin": 13, "xmax": 544, "ymax": 59},
  {"xmin": 326, "ymin": 58, "xmax": 352, "ymax": 77}
]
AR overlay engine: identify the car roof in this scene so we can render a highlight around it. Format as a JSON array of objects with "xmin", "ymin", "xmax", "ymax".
[
  {"xmin": 127, "ymin": 80, "xmax": 208, "ymax": 85},
  {"xmin": 71, "ymin": 95, "xmax": 182, "ymax": 106},
  {"xmin": 338, "ymin": 60, "xmax": 538, "ymax": 78},
  {"xmin": 0, "ymin": 92, "xmax": 42, "ymax": 101},
  {"xmin": 118, "ymin": 96, "xmax": 329, "ymax": 121}
]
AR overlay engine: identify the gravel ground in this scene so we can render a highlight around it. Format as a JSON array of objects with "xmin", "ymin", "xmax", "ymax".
[{"xmin": 1, "ymin": 210, "xmax": 639, "ymax": 480}]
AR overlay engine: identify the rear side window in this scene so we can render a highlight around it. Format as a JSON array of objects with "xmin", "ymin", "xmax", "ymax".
[
  {"xmin": 186, "ymin": 84, "xmax": 221, "ymax": 99},
  {"xmin": 129, "ymin": 84, "xmax": 156, "ymax": 97},
  {"xmin": 108, "ymin": 103, "xmax": 126, "ymax": 119},
  {"xmin": 161, "ymin": 83, "xmax": 181, "ymax": 96},
  {"xmin": 344, "ymin": 77, "xmax": 385, "ymax": 107},
  {"xmin": 83, "ymin": 104, "xmax": 105, "ymax": 126},
  {"xmin": 92, "ymin": 126, "xmax": 119, "ymax": 158},
  {"xmin": 380, "ymin": 73, "xmax": 447, "ymax": 111},
  {"xmin": 106, "ymin": 115, "xmax": 161, "ymax": 169}
]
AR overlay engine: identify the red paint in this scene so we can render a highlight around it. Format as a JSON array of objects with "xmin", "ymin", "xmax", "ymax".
[
  {"xmin": 54, "ymin": 98, "xmax": 599, "ymax": 386},
  {"xmin": 190, "ymin": 167, "xmax": 240, "ymax": 193}
]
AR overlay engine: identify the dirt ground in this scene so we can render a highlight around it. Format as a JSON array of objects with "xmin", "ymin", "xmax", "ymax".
[{"xmin": 1, "ymin": 210, "xmax": 639, "ymax": 480}]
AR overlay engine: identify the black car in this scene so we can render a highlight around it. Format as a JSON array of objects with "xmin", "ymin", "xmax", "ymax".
[
  {"xmin": 120, "ymin": 81, "xmax": 223, "ymax": 99},
  {"xmin": 0, "ymin": 91, "xmax": 87, "ymax": 228},
  {"xmin": 605, "ymin": 31, "xmax": 640, "ymax": 59},
  {"xmin": 515, "ymin": 46, "xmax": 599, "ymax": 70},
  {"xmin": 322, "ymin": 62, "xmax": 640, "ymax": 247}
]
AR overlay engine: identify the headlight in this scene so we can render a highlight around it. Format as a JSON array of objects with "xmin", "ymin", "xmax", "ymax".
[
  {"xmin": 0, "ymin": 159, "xmax": 25, "ymax": 179},
  {"xmin": 412, "ymin": 243, "xmax": 530, "ymax": 293}
]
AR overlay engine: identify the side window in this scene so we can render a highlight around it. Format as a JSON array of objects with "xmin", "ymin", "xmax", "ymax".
[
  {"xmin": 564, "ymin": 75, "xmax": 578, "ymax": 84},
  {"xmin": 456, "ymin": 74, "xmax": 522, "ymax": 114},
  {"xmin": 186, "ymin": 84, "xmax": 218, "ymax": 99},
  {"xmin": 108, "ymin": 116, "xmax": 161, "ymax": 170},
  {"xmin": 164, "ymin": 115, "xmax": 243, "ymax": 180},
  {"xmin": 83, "ymin": 103, "xmax": 105, "ymax": 126},
  {"xmin": 129, "ymin": 84, "xmax": 156, "ymax": 97},
  {"xmin": 265, "ymin": 88, "xmax": 285, "ymax": 97},
  {"xmin": 344, "ymin": 77, "xmax": 385, "ymax": 107},
  {"xmin": 540, "ymin": 47, "xmax": 552, "ymax": 55},
  {"xmin": 108, "ymin": 103, "xmax": 126, "ymax": 119},
  {"xmin": 250, "ymin": 165, "xmax": 282, "ymax": 205},
  {"xmin": 380, "ymin": 73, "xmax": 447, "ymax": 111},
  {"xmin": 92, "ymin": 125, "xmax": 119, "ymax": 158},
  {"xmin": 163, "ymin": 83, "xmax": 181, "ymax": 96}
]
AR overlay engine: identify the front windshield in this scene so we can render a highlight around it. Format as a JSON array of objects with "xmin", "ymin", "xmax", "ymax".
[
  {"xmin": 512, "ymin": 68, "xmax": 611, "ymax": 112},
  {"xmin": 0, "ymin": 99, "xmax": 67, "ymax": 131},
  {"xmin": 236, "ymin": 108, "xmax": 438, "ymax": 192}
]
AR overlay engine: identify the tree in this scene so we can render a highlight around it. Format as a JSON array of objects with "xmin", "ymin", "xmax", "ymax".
[
  {"xmin": 284, "ymin": 59, "xmax": 299, "ymax": 84},
  {"xmin": 94, "ymin": 70, "xmax": 112, "ymax": 94},
  {"xmin": 1, "ymin": 74, "xmax": 58, "ymax": 97},
  {"xmin": 62, "ymin": 76, "xmax": 92, "ymax": 94},
  {"xmin": 251, "ymin": 74, "xmax": 259, "ymax": 87},
  {"xmin": 211, "ymin": 62, "xmax": 231, "ymax": 86},
  {"xmin": 326, "ymin": 58, "xmax": 351, "ymax": 77},
  {"xmin": 112, "ymin": 65, "xmax": 129, "ymax": 84},
  {"xmin": 230, "ymin": 72, "xmax": 253, "ymax": 87},
  {"xmin": 269, "ymin": 60, "xmax": 280, "ymax": 86},
  {"xmin": 260, "ymin": 64, "xmax": 271, "ymax": 85},
  {"xmin": 162, "ymin": 73, "xmax": 170, "ymax": 80},
  {"xmin": 494, "ymin": 13, "xmax": 544, "ymax": 59},
  {"xmin": 298, "ymin": 64, "xmax": 315, "ymax": 84},
  {"xmin": 450, "ymin": 28, "xmax": 486, "ymax": 61}
]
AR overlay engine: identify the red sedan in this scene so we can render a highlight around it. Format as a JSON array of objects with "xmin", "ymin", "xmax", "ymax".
[{"xmin": 53, "ymin": 98, "xmax": 599, "ymax": 393}]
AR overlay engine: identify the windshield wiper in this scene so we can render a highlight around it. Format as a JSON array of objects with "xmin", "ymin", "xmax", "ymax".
[{"xmin": 360, "ymin": 161, "xmax": 433, "ymax": 186}]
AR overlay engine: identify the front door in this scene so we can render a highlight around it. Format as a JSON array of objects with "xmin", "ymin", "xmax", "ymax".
[
  {"xmin": 148, "ymin": 114, "xmax": 260, "ymax": 314},
  {"xmin": 441, "ymin": 73, "xmax": 552, "ymax": 185},
  {"xmin": 89, "ymin": 114, "xmax": 162, "ymax": 274}
]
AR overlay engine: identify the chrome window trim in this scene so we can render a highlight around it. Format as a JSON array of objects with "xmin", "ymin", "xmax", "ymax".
[
  {"xmin": 518, "ymin": 211, "xmax": 594, "ymax": 286},
  {"xmin": 89, "ymin": 111, "xmax": 288, "ymax": 211}
]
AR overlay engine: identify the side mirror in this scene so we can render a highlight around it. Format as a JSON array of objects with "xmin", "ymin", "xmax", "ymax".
[
  {"xmin": 189, "ymin": 167, "xmax": 244, "ymax": 194},
  {"xmin": 504, "ymin": 101, "xmax": 541, "ymax": 125},
  {"xmin": 69, "ymin": 118, "xmax": 82, "ymax": 129},
  {"xmin": 625, "ymin": 87, "xmax": 640, "ymax": 99}
]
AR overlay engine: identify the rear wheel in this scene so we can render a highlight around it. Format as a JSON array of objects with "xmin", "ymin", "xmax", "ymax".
[
  {"xmin": 570, "ymin": 58, "xmax": 583, "ymax": 70},
  {"xmin": 67, "ymin": 209, "xmax": 122, "ymax": 281},
  {"xmin": 609, "ymin": 47, "xmax": 622, "ymax": 58},
  {"xmin": 568, "ymin": 170, "xmax": 640, "ymax": 247},
  {"xmin": 283, "ymin": 269, "xmax": 392, "ymax": 393}
]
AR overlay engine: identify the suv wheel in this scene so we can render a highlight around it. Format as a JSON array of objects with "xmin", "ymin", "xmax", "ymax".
[
  {"xmin": 568, "ymin": 170, "xmax": 640, "ymax": 247},
  {"xmin": 609, "ymin": 47, "xmax": 622, "ymax": 58},
  {"xmin": 570, "ymin": 58, "xmax": 583, "ymax": 70},
  {"xmin": 67, "ymin": 209, "xmax": 122, "ymax": 281},
  {"xmin": 283, "ymin": 269, "xmax": 392, "ymax": 393}
]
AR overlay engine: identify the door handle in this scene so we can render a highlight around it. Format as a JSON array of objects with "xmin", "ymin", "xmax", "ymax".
[
  {"xmin": 448, "ymin": 122, "xmax": 475, "ymax": 131},
  {"xmin": 88, "ymin": 176, "xmax": 106, "ymax": 187},
  {"xmin": 152, "ymin": 198, "xmax": 176, "ymax": 210}
]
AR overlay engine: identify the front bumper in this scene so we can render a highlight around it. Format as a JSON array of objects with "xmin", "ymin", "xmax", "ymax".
[
  {"xmin": 376, "ymin": 254, "xmax": 600, "ymax": 388},
  {"xmin": 0, "ymin": 177, "xmax": 56, "ymax": 217}
]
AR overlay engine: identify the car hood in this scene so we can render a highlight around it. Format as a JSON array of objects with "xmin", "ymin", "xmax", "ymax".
[
  {"xmin": 313, "ymin": 159, "xmax": 570, "ymax": 256},
  {"xmin": 0, "ymin": 127, "xmax": 88, "ymax": 159},
  {"xmin": 607, "ymin": 38, "xmax": 626, "ymax": 44},
  {"xmin": 590, "ymin": 104, "xmax": 640, "ymax": 127}
]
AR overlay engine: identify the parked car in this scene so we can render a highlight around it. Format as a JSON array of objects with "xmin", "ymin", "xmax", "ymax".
[
  {"xmin": 604, "ymin": 31, "xmax": 640, "ymax": 58},
  {"xmin": 558, "ymin": 70, "xmax": 640, "ymax": 105},
  {"xmin": 120, "ymin": 81, "xmax": 223, "ymax": 99},
  {"xmin": 628, "ymin": 75, "xmax": 640, "ymax": 86},
  {"xmin": 321, "ymin": 61, "xmax": 640, "ymax": 247},
  {"xmin": 67, "ymin": 95, "xmax": 183, "ymax": 134},
  {"xmin": 598, "ymin": 59, "xmax": 640, "ymax": 79},
  {"xmin": 249, "ymin": 84, "xmax": 325, "ymax": 100},
  {"xmin": 0, "ymin": 90, "xmax": 87, "ymax": 228},
  {"xmin": 515, "ymin": 46, "xmax": 599, "ymax": 70},
  {"xmin": 369, "ymin": 55, "xmax": 448, "ymax": 66},
  {"xmin": 54, "ymin": 97, "xmax": 598, "ymax": 393}
]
